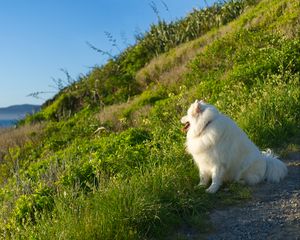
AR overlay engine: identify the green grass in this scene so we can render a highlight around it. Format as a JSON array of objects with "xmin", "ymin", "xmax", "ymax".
[{"xmin": 0, "ymin": 0, "xmax": 299, "ymax": 238}]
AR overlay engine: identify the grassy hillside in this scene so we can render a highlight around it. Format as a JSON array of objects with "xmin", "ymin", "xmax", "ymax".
[{"xmin": 0, "ymin": 0, "xmax": 299, "ymax": 238}]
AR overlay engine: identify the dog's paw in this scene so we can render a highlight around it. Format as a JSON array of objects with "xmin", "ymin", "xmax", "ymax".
[
  {"xmin": 198, "ymin": 181, "xmax": 208, "ymax": 187},
  {"xmin": 194, "ymin": 180, "xmax": 209, "ymax": 190},
  {"xmin": 194, "ymin": 184, "xmax": 205, "ymax": 190},
  {"xmin": 206, "ymin": 184, "xmax": 219, "ymax": 194},
  {"xmin": 199, "ymin": 175, "xmax": 210, "ymax": 186},
  {"xmin": 237, "ymin": 179, "xmax": 246, "ymax": 185}
]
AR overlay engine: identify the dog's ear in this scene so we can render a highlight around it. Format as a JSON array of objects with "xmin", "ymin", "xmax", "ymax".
[{"xmin": 192, "ymin": 100, "xmax": 201, "ymax": 116}]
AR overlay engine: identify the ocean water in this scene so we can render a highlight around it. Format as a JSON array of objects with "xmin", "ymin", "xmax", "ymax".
[{"xmin": 0, "ymin": 119, "xmax": 17, "ymax": 128}]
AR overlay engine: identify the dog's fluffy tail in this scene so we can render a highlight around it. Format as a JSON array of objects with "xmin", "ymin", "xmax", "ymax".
[{"xmin": 262, "ymin": 149, "xmax": 288, "ymax": 183}]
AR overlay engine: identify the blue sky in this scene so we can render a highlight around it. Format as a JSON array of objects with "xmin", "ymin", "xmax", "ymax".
[{"xmin": 0, "ymin": 0, "xmax": 216, "ymax": 108}]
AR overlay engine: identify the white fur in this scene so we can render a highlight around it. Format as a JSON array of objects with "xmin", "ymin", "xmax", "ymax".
[{"xmin": 181, "ymin": 100, "xmax": 288, "ymax": 193}]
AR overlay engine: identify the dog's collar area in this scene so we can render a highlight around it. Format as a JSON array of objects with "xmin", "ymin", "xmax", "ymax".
[
  {"xmin": 204, "ymin": 120, "xmax": 212, "ymax": 129},
  {"xmin": 202, "ymin": 120, "xmax": 212, "ymax": 132},
  {"xmin": 197, "ymin": 120, "xmax": 213, "ymax": 136}
]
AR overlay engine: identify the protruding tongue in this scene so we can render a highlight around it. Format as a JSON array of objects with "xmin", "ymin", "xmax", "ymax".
[{"xmin": 182, "ymin": 122, "xmax": 190, "ymax": 132}]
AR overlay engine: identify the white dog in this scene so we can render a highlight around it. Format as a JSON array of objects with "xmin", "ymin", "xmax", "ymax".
[{"xmin": 181, "ymin": 100, "xmax": 287, "ymax": 193}]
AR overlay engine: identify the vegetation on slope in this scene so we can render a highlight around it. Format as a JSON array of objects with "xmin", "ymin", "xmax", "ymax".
[
  {"xmin": 0, "ymin": 0, "xmax": 299, "ymax": 238},
  {"xmin": 26, "ymin": 0, "xmax": 258, "ymax": 121}
]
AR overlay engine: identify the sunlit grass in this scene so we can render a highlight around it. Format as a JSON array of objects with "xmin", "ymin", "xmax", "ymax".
[{"xmin": 0, "ymin": 0, "xmax": 299, "ymax": 238}]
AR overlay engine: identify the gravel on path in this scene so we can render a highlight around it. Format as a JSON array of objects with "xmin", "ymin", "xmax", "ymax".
[{"xmin": 206, "ymin": 152, "xmax": 300, "ymax": 240}]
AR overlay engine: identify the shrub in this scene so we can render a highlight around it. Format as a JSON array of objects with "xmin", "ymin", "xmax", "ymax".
[{"xmin": 12, "ymin": 185, "xmax": 54, "ymax": 225}]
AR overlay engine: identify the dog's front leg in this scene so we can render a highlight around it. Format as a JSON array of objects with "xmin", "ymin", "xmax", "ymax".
[
  {"xmin": 199, "ymin": 170, "xmax": 210, "ymax": 186},
  {"xmin": 206, "ymin": 166, "xmax": 225, "ymax": 193}
]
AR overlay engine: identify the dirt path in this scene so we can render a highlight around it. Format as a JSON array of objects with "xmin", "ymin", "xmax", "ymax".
[{"xmin": 204, "ymin": 152, "xmax": 300, "ymax": 240}]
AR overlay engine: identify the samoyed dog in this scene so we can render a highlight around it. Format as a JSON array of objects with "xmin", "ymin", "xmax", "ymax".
[{"xmin": 181, "ymin": 100, "xmax": 287, "ymax": 193}]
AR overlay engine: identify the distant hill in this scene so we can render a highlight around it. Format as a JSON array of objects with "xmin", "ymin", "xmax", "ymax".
[{"xmin": 0, "ymin": 104, "xmax": 40, "ymax": 120}]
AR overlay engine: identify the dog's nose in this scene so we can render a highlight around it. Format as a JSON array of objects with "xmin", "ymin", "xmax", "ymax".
[{"xmin": 181, "ymin": 116, "xmax": 188, "ymax": 124}]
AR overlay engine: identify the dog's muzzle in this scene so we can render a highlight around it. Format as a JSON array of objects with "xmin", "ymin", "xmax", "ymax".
[
  {"xmin": 182, "ymin": 122, "xmax": 190, "ymax": 132},
  {"xmin": 181, "ymin": 116, "xmax": 190, "ymax": 132}
]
